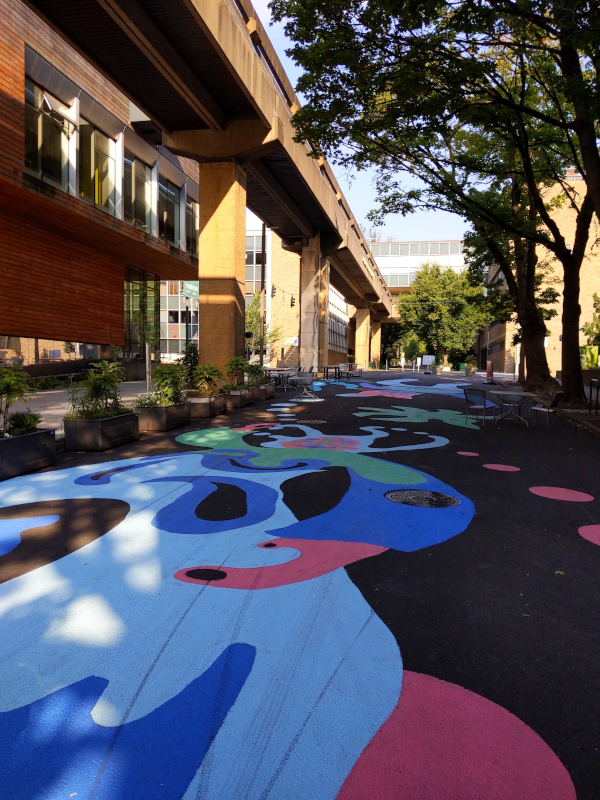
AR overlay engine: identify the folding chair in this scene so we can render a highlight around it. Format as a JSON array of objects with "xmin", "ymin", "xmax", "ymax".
[
  {"xmin": 463, "ymin": 388, "xmax": 497, "ymax": 425},
  {"xmin": 528, "ymin": 392, "xmax": 563, "ymax": 428}
]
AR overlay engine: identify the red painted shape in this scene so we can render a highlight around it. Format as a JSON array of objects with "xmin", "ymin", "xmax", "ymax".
[
  {"xmin": 529, "ymin": 486, "xmax": 594, "ymax": 502},
  {"xmin": 281, "ymin": 437, "xmax": 361, "ymax": 451},
  {"xmin": 174, "ymin": 538, "xmax": 388, "ymax": 590},
  {"xmin": 483, "ymin": 463, "xmax": 521, "ymax": 472},
  {"xmin": 231, "ymin": 423, "xmax": 276, "ymax": 431},
  {"xmin": 457, "ymin": 451, "xmax": 479, "ymax": 457},
  {"xmin": 337, "ymin": 671, "xmax": 576, "ymax": 800},
  {"xmin": 578, "ymin": 524, "xmax": 600, "ymax": 546}
]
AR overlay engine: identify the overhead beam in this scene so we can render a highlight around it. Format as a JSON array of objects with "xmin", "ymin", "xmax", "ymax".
[
  {"xmin": 244, "ymin": 159, "xmax": 315, "ymax": 240},
  {"xmin": 96, "ymin": 0, "xmax": 226, "ymax": 131}
]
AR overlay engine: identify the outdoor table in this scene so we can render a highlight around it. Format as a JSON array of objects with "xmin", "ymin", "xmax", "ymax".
[
  {"xmin": 265, "ymin": 369, "xmax": 296, "ymax": 391},
  {"xmin": 324, "ymin": 365, "xmax": 340, "ymax": 380},
  {"xmin": 492, "ymin": 390, "xmax": 538, "ymax": 427}
]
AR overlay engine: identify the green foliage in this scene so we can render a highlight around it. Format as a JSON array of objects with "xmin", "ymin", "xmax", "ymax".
[
  {"xmin": 191, "ymin": 364, "xmax": 223, "ymax": 397},
  {"xmin": 151, "ymin": 363, "xmax": 187, "ymax": 405},
  {"xmin": 63, "ymin": 341, "xmax": 76, "ymax": 355},
  {"xmin": 582, "ymin": 294, "xmax": 600, "ymax": 346},
  {"xmin": 396, "ymin": 265, "xmax": 490, "ymax": 361},
  {"xmin": 66, "ymin": 361, "xmax": 126, "ymax": 420},
  {"xmin": 224, "ymin": 356, "xmax": 248, "ymax": 389},
  {"xmin": 245, "ymin": 362, "xmax": 269, "ymax": 387},
  {"xmin": 245, "ymin": 290, "xmax": 283, "ymax": 356},
  {"xmin": 178, "ymin": 342, "xmax": 199, "ymax": 388},
  {"xmin": 0, "ymin": 366, "xmax": 34, "ymax": 438},
  {"xmin": 403, "ymin": 334, "xmax": 426, "ymax": 363},
  {"xmin": 134, "ymin": 392, "xmax": 160, "ymax": 408},
  {"xmin": 7, "ymin": 408, "xmax": 42, "ymax": 436}
]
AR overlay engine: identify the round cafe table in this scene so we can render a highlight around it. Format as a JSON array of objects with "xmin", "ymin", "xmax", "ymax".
[{"xmin": 491, "ymin": 390, "xmax": 538, "ymax": 427}]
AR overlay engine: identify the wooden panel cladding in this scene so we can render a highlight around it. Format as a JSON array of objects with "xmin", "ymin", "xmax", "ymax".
[
  {"xmin": 0, "ymin": 1, "xmax": 129, "ymax": 122},
  {"xmin": 0, "ymin": 18, "xmax": 25, "ymax": 179},
  {"xmin": 0, "ymin": 207, "xmax": 124, "ymax": 343}
]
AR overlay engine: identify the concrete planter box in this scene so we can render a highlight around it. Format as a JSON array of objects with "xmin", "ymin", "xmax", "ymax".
[
  {"xmin": 430, "ymin": 365, "xmax": 442, "ymax": 375},
  {"xmin": 250, "ymin": 384, "xmax": 275, "ymax": 401},
  {"xmin": 135, "ymin": 402, "xmax": 191, "ymax": 431},
  {"xmin": 64, "ymin": 413, "xmax": 139, "ymax": 451},
  {"xmin": 464, "ymin": 366, "xmax": 477, "ymax": 377},
  {"xmin": 0, "ymin": 429, "xmax": 57, "ymax": 480},
  {"xmin": 226, "ymin": 389, "xmax": 253, "ymax": 409},
  {"xmin": 188, "ymin": 394, "xmax": 227, "ymax": 418}
]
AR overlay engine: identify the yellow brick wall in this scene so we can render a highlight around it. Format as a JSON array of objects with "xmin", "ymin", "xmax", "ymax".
[{"xmin": 269, "ymin": 232, "xmax": 300, "ymax": 367}]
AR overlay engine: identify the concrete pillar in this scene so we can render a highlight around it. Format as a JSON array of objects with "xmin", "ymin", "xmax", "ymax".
[
  {"xmin": 197, "ymin": 162, "xmax": 246, "ymax": 369},
  {"xmin": 355, "ymin": 307, "xmax": 371, "ymax": 369},
  {"xmin": 371, "ymin": 320, "xmax": 381, "ymax": 368},
  {"xmin": 300, "ymin": 233, "xmax": 329, "ymax": 369}
]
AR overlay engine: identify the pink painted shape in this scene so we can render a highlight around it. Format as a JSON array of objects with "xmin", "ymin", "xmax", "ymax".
[
  {"xmin": 337, "ymin": 671, "xmax": 576, "ymax": 800},
  {"xmin": 349, "ymin": 390, "xmax": 419, "ymax": 399},
  {"xmin": 482, "ymin": 463, "xmax": 521, "ymax": 472},
  {"xmin": 232, "ymin": 423, "xmax": 277, "ymax": 431},
  {"xmin": 281, "ymin": 437, "xmax": 361, "ymax": 451},
  {"xmin": 457, "ymin": 451, "xmax": 479, "ymax": 457},
  {"xmin": 529, "ymin": 486, "xmax": 594, "ymax": 502},
  {"xmin": 174, "ymin": 538, "xmax": 387, "ymax": 590},
  {"xmin": 578, "ymin": 524, "xmax": 600, "ymax": 545}
]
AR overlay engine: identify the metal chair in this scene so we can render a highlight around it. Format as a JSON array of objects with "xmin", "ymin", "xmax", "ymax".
[
  {"xmin": 463, "ymin": 388, "xmax": 497, "ymax": 425},
  {"xmin": 528, "ymin": 392, "xmax": 563, "ymax": 428},
  {"xmin": 290, "ymin": 371, "xmax": 318, "ymax": 400}
]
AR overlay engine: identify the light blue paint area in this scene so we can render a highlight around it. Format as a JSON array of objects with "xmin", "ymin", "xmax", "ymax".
[
  {"xmin": 0, "ymin": 515, "xmax": 59, "ymax": 555},
  {"xmin": 270, "ymin": 468, "xmax": 474, "ymax": 551},
  {"xmin": 259, "ymin": 424, "xmax": 449, "ymax": 452},
  {"xmin": 0, "ymin": 644, "xmax": 255, "ymax": 800}
]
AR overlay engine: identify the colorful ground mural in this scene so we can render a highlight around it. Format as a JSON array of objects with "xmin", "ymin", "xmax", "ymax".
[{"xmin": 0, "ymin": 408, "xmax": 581, "ymax": 798}]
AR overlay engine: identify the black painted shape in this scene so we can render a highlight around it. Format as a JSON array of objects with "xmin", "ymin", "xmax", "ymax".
[
  {"xmin": 262, "ymin": 542, "xmax": 277, "ymax": 548},
  {"xmin": 281, "ymin": 466, "xmax": 351, "ymax": 522},
  {"xmin": 385, "ymin": 490, "xmax": 460, "ymax": 508},
  {"xmin": 186, "ymin": 568, "xmax": 227, "ymax": 581},
  {"xmin": 195, "ymin": 482, "xmax": 247, "ymax": 521},
  {"xmin": 91, "ymin": 465, "xmax": 136, "ymax": 481},
  {"xmin": 229, "ymin": 459, "xmax": 308, "ymax": 472}
]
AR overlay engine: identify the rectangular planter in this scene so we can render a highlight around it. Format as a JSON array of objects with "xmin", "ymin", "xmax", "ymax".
[
  {"xmin": 0, "ymin": 429, "xmax": 57, "ymax": 480},
  {"xmin": 226, "ymin": 389, "xmax": 253, "ymax": 410},
  {"xmin": 135, "ymin": 402, "xmax": 191, "ymax": 431},
  {"xmin": 189, "ymin": 394, "xmax": 227, "ymax": 419},
  {"xmin": 64, "ymin": 413, "xmax": 139, "ymax": 451},
  {"xmin": 250, "ymin": 384, "xmax": 275, "ymax": 401}
]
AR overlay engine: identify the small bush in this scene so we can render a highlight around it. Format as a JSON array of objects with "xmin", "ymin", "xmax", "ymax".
[
  {"xmin": 66, "ymin": 361, "xmax": 127, "ymax": 420},
  {"xmin": 223, "ymin": 356, "xmax": 248, "ymax": 389},
  {"xmin": 152, "ymin": 364, "xmax": 187, "ymax": 405},
  {"xmin": 191, "ymin": 364, "xmax": 223, "ymax": 397},
  {"xmin": 135, "ymin": 392, "xmax": 160, "ymax": 407},
  {"xmin": 7, "ymin": 409, "xmax": 41, "ymax": 436}
]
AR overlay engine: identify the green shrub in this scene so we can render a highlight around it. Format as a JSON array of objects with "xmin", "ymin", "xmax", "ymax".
[
  {"xmin": 152, "ymin": 363, "xmax": 187, "ymax": 405},
  {"xmin": 191, "ymin": 364, "xmax": 223, "ymax": 397},
  {"xmin": 134, "ymin": 392, "xmax": 160, "ymax": 407},
  {"xmin": 0, "ymin": 366, "xmax": 34, "ymax": 438},
  {"xmin": 245, "ymin": 363, "xmax": 268, "ymax": 387},
  {"xmin": 66, "ymin": 361, "xmax": 127, "ymax": 420},
  {"xmin": 178, "ymin": 342, "xmax": 199, "ymax": 387},
  {"xmin": 7, "ymin": 409, "xmax": 42, "ymax": 436},
  {"xmin": 223, "ymin": 356, "xmax": 248, "ymax": 389}
]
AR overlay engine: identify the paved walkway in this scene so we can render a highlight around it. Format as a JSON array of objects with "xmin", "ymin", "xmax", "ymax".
[{"xmin": 0, "ymin": 371, "xmax": 597, "ymax": 799}]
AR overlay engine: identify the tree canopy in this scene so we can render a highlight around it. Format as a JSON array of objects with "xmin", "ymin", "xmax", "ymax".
[{"xmin": 245, "ymin": 291, "xmax": 282, "ymax": 357}]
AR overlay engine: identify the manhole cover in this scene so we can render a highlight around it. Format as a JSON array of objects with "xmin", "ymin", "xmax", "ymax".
[{"xmin": 384, "ymin": 490, "xmax": 460, "ymax": 508}]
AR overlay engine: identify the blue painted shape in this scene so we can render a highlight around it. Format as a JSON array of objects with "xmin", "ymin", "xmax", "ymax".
[
  {"xmin": 0, "ymin": 515, "xmax": 60, "ymax": 556},
  {"xmin": 147, "ymin": 475, "xmax": 279, "ymax": 534},
  {"xmin": 0, "ymin": 643, "xmax": 255, "ymax": 800},
  {"xmin": 270, "ymin": 468, "xmax": 474, "ymax": 551}
]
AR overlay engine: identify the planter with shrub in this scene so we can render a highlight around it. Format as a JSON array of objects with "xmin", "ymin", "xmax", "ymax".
[
  {"xmin": 187, "ymin": 364, "xmax": 227, "ymax": 418},
  {"xmin": 464, "ymin": 356, "xmax": 478, "ymax": 377},
  {"xmin": 135, "ymin": 363, "xmax": 190, "ymax": 430},
  {"xmin": 0, "ymin": 369, "xmax": 57, "ymax": 479},
  {"xmin": 64, "ymin": 361, "xmax": 139, "ymax": 451},
  {"xmin": 223, "ymin": 356, "xmax": 253, "ymax": 409},
  {"xmin": 246, "ymin": 363, "xmax": 275, "ymax": 401}
]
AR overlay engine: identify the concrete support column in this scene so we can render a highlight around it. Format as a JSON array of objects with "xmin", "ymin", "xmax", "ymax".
[
  {"xmin": 355, "ymin": 307, "xmax": 371, "ymax": 369},
  {"xmin": 371, "ymin": 320, "xmax": 381, "ymax": 368},
  {"xmin": 198, "ymin": 162, "xmax": 246, "ymax": 369},
  {"xmin": 300, "ymin": 233, "xmax": 329, "ymax": 370}
]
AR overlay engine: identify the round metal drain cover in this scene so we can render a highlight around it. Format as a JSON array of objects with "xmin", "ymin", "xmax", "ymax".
[{"xmin": 385, "ymin": 490, "xmax": 460, "ymax": 508}]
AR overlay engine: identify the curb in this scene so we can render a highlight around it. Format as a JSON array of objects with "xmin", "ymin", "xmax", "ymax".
[{"xmin": 559, "ymin": 409, "xmax": 600, "ymax": 436}]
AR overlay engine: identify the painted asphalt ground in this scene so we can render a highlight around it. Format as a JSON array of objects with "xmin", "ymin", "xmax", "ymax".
[{"xmin": 3, "ymin": 370, "xmax": 600, "ymax": 798}]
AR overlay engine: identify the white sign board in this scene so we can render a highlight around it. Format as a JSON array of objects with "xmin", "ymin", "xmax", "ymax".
[{"xmin": 422, "ymin": 355, "xmax": 435, "ymax": 366}]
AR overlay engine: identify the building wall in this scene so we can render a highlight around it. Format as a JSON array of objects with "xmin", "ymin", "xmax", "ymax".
[
  {"xmin": 269, "ymin": 232, "xmax": 300, "ymax": 367},
  {"xmin": 370, "ymin": 239, "xmax": 465, "ymax": 290}
]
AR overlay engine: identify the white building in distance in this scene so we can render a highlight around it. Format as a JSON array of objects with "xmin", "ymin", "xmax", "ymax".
[{"xmin": 369, "ymin": 239, "xmax": 465, "ymax": 291}]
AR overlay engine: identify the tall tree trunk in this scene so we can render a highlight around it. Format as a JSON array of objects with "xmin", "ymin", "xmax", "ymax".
[
  {"xmin": 561, "ymin": 261, "xmax": 585, "ymax": 402},
  {"xmin": 520, "ymin": 300, "xmax": 550, "ymax": 388}
]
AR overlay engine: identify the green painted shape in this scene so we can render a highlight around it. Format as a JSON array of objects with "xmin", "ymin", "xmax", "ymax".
[
  {"xmin": 176, "ymin": 427, "xmax": 425, "ymax": 484},
  {"xmin": 354, "ymin": 405, "xmax": 479, "ymax": 430}
]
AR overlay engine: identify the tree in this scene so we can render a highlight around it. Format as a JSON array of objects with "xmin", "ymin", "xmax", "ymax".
[
  {"xmin": 395, "ymin": 264, "xmax": 491, "ymax": 363},
  {"xmin": 582, "ymin": 294, "xmax": 600, "ymax": 346},
  {"xmin": 271, "ymin": 0, "xmax": 597, "ymax": 400},
  {"xmin": 245, "ymin": 290, "xmax": 283, "ymax": 358},
  {"xmin": 0, "ymin": 366, "xmax": 32, "ymax": 438}
]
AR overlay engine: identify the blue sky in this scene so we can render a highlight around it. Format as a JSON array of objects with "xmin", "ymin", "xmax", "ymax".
[{"xmin": 251, "ymin": 1, "xmax": 467, "ymax": 240}]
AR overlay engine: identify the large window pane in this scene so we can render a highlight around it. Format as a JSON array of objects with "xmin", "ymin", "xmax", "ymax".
[
  {"xmin": 123, "ymin": 150, "xmax": 134, "ymax": 224},
  {"xmin": 79, "ymin": 120, "xmax": 94, "ymax": 203},
  {"xmin": 24, "ymin": 79, "xmax": 71, "ymax": 191},
  {"xmin": 158, "ymin": 176, "xmax": 180, "ymax": 246},
  {"xmin": 24, "ymin": 101, "xmax": 40, "ymax": 176},
  {"xmin": 41, "ymin": 113, "xmax": 66, "ymax": 188},
  {"xmin": 95, "ymin": 149, "xmax": 114, "ymax": 214},
  {"xmin": 186, "ymin": 198, "xmax": 199, "ymax": 255}
]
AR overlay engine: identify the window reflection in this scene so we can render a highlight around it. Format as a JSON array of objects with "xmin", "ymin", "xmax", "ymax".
[
  {"xmin": 79, "ymin": 118, "xmax": 116, "ymax": 215},
  {"xmin": 158, "ymin": 176, "xmax": 180, "ymax": 246},
  {"xmin": 24, "ymin": 78, "xmax": 74, "ymax": 191},
  {"xmin": 124, "ymin": 149, "xmax": 152, "ymax": 232}
]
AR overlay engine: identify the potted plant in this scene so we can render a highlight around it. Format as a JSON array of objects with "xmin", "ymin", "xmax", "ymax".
[
  {"xmin": 0, "ymin": 368, "xmax": 57, "ymax": 480},
  {"xmin": 430, "ymin": 357, "xmax": 443, "ymax": 376},
  {"xmin": 187, "ymin": 364, "xmax": 227, "ymax": 418},
  {"xmin": 464, "ymin": 355, "xmax": 478, "ymax": 377},
  {"xmin": 223, "ymin": 356, "xmax": 253, "ymax": 409},
  {"xmin": 64, "ymin": 361, "xmax": 139, "ymax": 451},
  {"xmin": 246, "ymin": 363, "xmax": 275, "ymax": 401},
  {"xmin": 135, "ymin": 363, "xmax": 190, "ymax": 430},
  {"xmin": 178, "ymin": 341, "xmax": 199, "ymax": 389}
]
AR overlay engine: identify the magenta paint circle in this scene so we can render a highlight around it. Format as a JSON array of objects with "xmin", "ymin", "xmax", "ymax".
[
  {"xmin": 482, "ymin": 463, "xmax": 521, "ymax": 472},
  {"xmin": 457, "ymin": 451, "xmax": 479, "ymax": 457},
  {"xmin": 578, "ymin": 525, "xmax": 600, "ymax": 545},
  {"xmin": 529, "ymin": 486, "xmax": 594, "ymax": 502}
]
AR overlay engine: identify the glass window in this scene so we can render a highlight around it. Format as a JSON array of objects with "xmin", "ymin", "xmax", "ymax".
[
  {"xmin": 420, "ymin": 243, "xmax": 429, "ymax": 254},
  {"xmin": 24, "ymin": 78, "xmax": 73, "ymax": 192},
  {"xmin": 389, "ymin": 274, "xmax": 399, "ymax": 286},
  {"xmin": 439, "ymin": 242, "xmax": 449, "ymax": 253},
  {"xmin": 245, "ymin": 266, "xmax": 254, "ymax": 280},
  {"xmin": 124, "ymin": 149, "xmax": 152, "ymax": 232},
  {"xmin": 168, "ymin": 310, "xmax": 179, "ymax": 324},
  {"xmin": 399, "ymin": 244, "xmax": 409, "ymax": 255},
  {"xmin": 255, "ymin": 250, "xmax": 264, "ymax": 265},
  {"xmin": 410, "ymin": 243, "xmax": 419, "ymax": 255},
  {"xmin": 370, "ymin": 244, "xmax": 381, "ymax": 255},
  {"xmin": 246, "ymin": 236, "xmax": 255, "ymax": 249},
  {"xmin": 398, "ymin": 274, "xmax": 409, "ymax": 286},
  {"xmin": 186, "ymin": 198, "xmax": 199, "ymax": 256},
  {"xmin": 390, "ymin": 244, "xmax": 399, "ymax": 256},
  {"xmin": 430, "ymin": 242, "xmax": 440, "ymax": 254},
  {"xmin": 383, "ymin": 274, "xmax": 391, "ymax": 285},
  {"xmin": 246, "ymin": 251, "xmax": 254, "ymax": 265},
  {"xmin": 79, "ymin": 118, "xmax": 115, "ymax": 215},
  {"xmin": 168, "ymin": 281, "xmax": 180, "ymax": 295},
  {"xmin": 450, "ymin": 241, "xmax": 460, "ymax": 253},
  {"xmin": 379, "ymin": 244, "xmax": 389, "ymax": 256},
  {"xmin": 409, "ymin": 272, "xmax": 417, "ymax": 284},
  {"xmin": 158, "ymin": 176, "xmax": 180, "ymax": 246}
]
